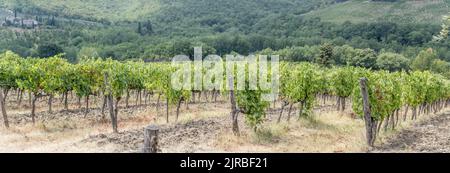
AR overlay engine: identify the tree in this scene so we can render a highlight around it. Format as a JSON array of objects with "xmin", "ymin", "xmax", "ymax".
[
  {"xmin": 137, "ymin": 22, "xmax": 142, "ymax": 35},
  {"xmin": 36, "ymin": 43, "xmax": 64, "ymax": 58},
  {"xmin": 376, "ymin": 52, "xmax": 410, "ymax": 72},
  {"xmin": 431, "ymin": 59, "xmax": 450, "ymax": 77},
  {"xmin": 316, "ymin": 43, "xmax": 334, "ymax": 67},
  {"xmin": 51, "ymin": 16, "xmax": 56, "ymax": 26},
  {"xmin": 411, "ymin": 48, "xmax": 437, "ymax": 71},
  {"xmin": 434, "ymin": 15, "xmax": 450, "ymax": 41},
  {"xmin": 333, "ymin": 45, "xmax": 353, "ymax": 65},
  {"xmin": 346, "ymin": 48, "xmax": 377, "ymax": 69},
  {"xmin": 145, "ymin": 20, "xmax": 154, "ymax": 34}
]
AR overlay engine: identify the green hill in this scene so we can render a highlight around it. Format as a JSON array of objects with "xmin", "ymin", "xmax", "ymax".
[
  {"xmin": 3, "ymin": 0, "xmax": 448, "ymax": 29},
  {"xmin": 0, "ymin": 0, "xmax": 449, "ymax": 62},
  {"xmin": 0, "ymin": 0, "xmax": 334, "ymax": 22},
  {"xmin": 305, "ymin": 0, "xmax": 450, "ymax": 24},
  {"xmin": 2, "ymin": 0, "xmax": 161, "ymax": 22}
]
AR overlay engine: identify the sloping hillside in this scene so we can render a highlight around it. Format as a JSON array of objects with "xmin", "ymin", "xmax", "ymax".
[
  {"xmin": 0, "ymin": 0, "xmax": 161, "ymax": 22},
  {"xmin": 306, "ymin": 0, "xmax": 450, "ymax": 24},
  {"xmin": 0, "ymin": 0, "xmax": 449, "ymax": 61},
  {"xmin": 0, "ymin": 0, "xmax": 334, "ymax": 22}
]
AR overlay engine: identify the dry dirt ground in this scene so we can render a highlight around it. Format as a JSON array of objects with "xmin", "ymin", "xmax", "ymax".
[
  {"xmin": 82, "ymin": 104, "xmax": 367, "ymax": 153},
  {"xmin": 373, "ymin": 109, "xmax": 450, "ymax": 153},
  {"xmin": 1, "ymin": 94, "xmax": 449, "ymax": 153}
]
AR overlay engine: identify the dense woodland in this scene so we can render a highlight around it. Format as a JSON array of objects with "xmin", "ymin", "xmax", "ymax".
[{"xmin": 0, "ymin": 0, "xmax": 449, "ymax": 73}]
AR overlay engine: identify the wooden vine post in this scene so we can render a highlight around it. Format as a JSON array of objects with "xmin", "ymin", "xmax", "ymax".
[
  {"xmin": 0, "ymin": 88, "xmax": 9, "ymax": 128},
  {"xmin": 228, "ymin": 75, "xmax": 240, "ymax": 136},
  {"xmin": 359, "ymin": 78, "xmax": 376, "ymax": 147},
  {"xmin": 104, "ymin": 73, "xmax": 118, "ymax": 133},
  {"xmin": 143, "ymin": 125, "xmax": 159, "ymax": 153}
]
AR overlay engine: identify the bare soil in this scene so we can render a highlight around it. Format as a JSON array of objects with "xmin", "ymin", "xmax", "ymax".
[
  {"xmin": 78, "ymin": 102, "xmax": 365, "ymax": 153},
  {"xmin": 373, "ymin": 110, "xmax": 450, "ymax": 153},
  {"xmin": 82, "ymin": 116, "xmax": 229, "ymax": 153}
]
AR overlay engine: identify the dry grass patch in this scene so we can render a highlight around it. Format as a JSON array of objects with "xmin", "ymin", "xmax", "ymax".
[{"xmin": 214, "ymin": 111, "xmax": 368, "ymax": 153}]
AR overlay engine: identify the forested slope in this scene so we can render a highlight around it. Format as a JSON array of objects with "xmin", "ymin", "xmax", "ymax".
[{"xmin": 0, "ymin": 0, "xmax": 449, "ymax": 70}]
